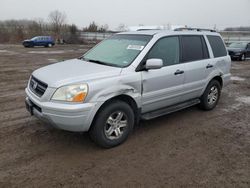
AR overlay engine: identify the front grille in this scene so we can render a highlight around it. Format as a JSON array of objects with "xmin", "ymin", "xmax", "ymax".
[{"xmin": 29, "ymin": 76, "xmax": 48, "ymax": 97}]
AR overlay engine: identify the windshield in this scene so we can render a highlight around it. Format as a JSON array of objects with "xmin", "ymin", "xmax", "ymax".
[
  {"xmin": 82, "ymin": 34, "xmax": 152, "ymax": 67},
  {"xmin": 31, "ymin": 37, "xmax": 38, "ymax": 41},
  {"xmin": 229, "ymin": 42, "xmax": 247, "ymax": 48}
]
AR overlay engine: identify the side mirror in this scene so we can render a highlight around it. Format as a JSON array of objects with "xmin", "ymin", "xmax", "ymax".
[{"xmin": 145, "ymin": 59, "xmax": 163, "ymax": 70}]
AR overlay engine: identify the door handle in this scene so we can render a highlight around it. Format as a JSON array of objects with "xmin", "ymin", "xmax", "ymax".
[
  {"xmin": 174, "ymin": 70, "xmax": 184, "ymax": 75},
  {"xmin": 206, "ymin": 64, "xmax": 214, "ymax": 69}
]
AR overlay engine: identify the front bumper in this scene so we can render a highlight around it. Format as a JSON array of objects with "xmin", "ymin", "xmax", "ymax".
[
  {"xmin": 230, "ymin": 55, "xmax": 241, "ymax": 58},
  {"xmin": 229, "ymin": 53, "xmax": 242, "ymax": 59},
  {"xmin": 25, "ymin": 88, "xmax": 100, "ymax": 132}
]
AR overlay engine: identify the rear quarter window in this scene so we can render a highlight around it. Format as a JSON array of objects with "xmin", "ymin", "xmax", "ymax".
[{"xmin": 207, "ymin": 35, "xmax": 227, "ymax": 58}]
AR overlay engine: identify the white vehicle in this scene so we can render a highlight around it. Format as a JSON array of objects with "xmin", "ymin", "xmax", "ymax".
[{"xmin": 25, "ymin": 28, "xmax": 231, "ymax": 148}]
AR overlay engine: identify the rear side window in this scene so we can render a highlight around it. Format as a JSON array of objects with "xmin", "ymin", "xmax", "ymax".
[
  {"xmin": 207, "ymin": 35, "xmax": 227, "ymax": 58},
  {"xmin": 181, "ymin": 35, "xmax": 208, "ymax": 62},
  {"xmin": 147, "ymin": 36, "xmax": 180, "ymax": 66}
]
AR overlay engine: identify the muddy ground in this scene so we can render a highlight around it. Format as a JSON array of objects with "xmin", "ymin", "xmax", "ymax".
[{"xmin": 0, "ymin": 44, "xmax": 249, "ymax": 188}]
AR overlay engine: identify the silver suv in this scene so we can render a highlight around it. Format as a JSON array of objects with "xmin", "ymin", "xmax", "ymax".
[{"xmin": 25, "ymin": 28, "xmax": 231, "ymax": 148}]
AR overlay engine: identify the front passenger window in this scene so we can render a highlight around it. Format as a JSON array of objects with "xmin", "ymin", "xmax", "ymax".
[{"xmin": 147, "ymin": 37, "xmax": 180, "ymax": 66}]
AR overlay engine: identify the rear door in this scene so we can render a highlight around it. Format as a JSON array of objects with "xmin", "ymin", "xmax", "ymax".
[
  {"xmin": 180, "ymin": 35, "xmax": 211, "ymax": 101},
  {"xmin": 141, "ymin": 36, "xmax": 185, "ymax": 113}
]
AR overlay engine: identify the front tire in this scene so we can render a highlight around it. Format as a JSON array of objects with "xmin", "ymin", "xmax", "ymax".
[
  {"xmin": 89, "ymin": 101, "xmax": 135, "ymax": 148},
  {"xmin": 199, "ymin": 80, "xmax": 221, "ymax": 111},
  {"xmin": 240, "ymin": 54, "xmax": 246, "ymax": 61}
]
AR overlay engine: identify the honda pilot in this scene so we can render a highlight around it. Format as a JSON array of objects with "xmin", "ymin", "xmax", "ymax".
[{"xmin": 25, "ymin": 28, "xmax": 231, "ymax": 148}]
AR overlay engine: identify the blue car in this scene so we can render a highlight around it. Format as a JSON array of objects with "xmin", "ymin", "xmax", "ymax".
[{"xmin": 23, "ymin": 36, "xmax": 55, "ymax": 48}]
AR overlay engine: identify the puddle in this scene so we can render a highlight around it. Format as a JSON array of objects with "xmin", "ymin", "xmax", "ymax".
[
  {"xmin": 231, "ymin": 76, "xmax": 245, "ymax": 81},
  {"xmin": 28, "ymin": 50, "xmax": 65, "ymax": 54},
  {"xmin": 236, "ymin": 96, "xmax": 250, "ymax": 105}
]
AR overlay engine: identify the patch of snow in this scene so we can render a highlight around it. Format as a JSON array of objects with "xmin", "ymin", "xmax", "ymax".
[
  {"xmin": 28, "ymin": 50, "xmax": 65, "ymax": 54},
  {"xmin": 0, "ymin": 50, "xmax": 18, "ymax": 55},
  {"xmin": 48, "ymin": 58, "xmax": 58, "ymax": 63},
  {"xmin": 231, "ymin": 76, "xmax": 245, "ymax": 81},
  {"xmin": 236, "ymin": 96, "xmax": 250, "ymax": 105},
  {"xmin": 222, "ymin": 102, "xmax": 242, "ymax": 112}
]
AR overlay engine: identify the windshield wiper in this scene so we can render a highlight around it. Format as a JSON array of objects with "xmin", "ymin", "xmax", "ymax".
[
  {"xmin": 88, "ymin": 59, "xmax": 111, "ymax": 66},
  {"xmin": 78, "ymin": 56, "xmax": 87, "ymax": 61},
  {"xmin": 79, "ymin": 57, "xmax": 121, "ymax": 67}
]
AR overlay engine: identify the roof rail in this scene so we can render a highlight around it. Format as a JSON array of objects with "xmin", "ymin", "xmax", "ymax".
[
  {"xmin": 174, "ymin": 27, "xmax": 216, "ymax": 32},
  {"xmin": 137, "ymin": 29, "xmax": 162, "ymax": 31}
]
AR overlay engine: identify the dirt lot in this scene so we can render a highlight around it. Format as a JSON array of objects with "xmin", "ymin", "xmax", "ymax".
[{"xmin": 0, "ymin": 44, "xmax": 250, "ymax": 188}]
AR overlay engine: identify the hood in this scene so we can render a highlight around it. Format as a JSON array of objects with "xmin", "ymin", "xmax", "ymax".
[
  {"xmin": 23, "ymin": 39, "xmax": 32, "ymax": 42},
  {"xmin": 227, "ymin": 47, "xmax": 244, "ymax": 52},
  {"xmin": 33, "ymin": 59, "xmax": 122, "ymax": 88}
]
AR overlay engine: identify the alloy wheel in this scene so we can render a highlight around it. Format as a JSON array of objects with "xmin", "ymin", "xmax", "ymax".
[
  {"xmin": 104, "ymin": 111, "xmax": 128, "ymax": 140},
  {"xmin": 207, "ymin": 86, "xmax": 218, "ymax": 105}
]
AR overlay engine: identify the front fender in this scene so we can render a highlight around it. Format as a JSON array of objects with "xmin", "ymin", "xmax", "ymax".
[
  {"xmin": 85, "ymin": 83, "xmax": 142, "ymax": 131},
  {"xmin": 86, "ymin": 71, "xmax": 142, "ymax": 108},
  {"xmin": 91, "ymin": 84, "xmax": 142, "ymax": 108}
]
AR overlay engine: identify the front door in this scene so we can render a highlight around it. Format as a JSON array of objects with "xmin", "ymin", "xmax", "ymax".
[{"xmin": 141, "ymin": 36, "xmax": 185, "ymax": 113}]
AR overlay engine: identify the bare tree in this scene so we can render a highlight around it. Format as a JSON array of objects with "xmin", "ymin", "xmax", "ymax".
[
  {"xmin": 48, "ymin": 10, "xmax": 67, "ymax": 39},
  {"xmin": 116, "ymin": 23, "xmax": 127, "ymax": 32},
  {"xmin": 99, "ymin": 24, "xmax": 109, "ymax": 32},
  {"xmin": 67, "ymin": 24, "xmax": 80, "ymax": 44},
  {"xmin": 83, "ymin": 21, "xmax": 98, "ymax": 32}
]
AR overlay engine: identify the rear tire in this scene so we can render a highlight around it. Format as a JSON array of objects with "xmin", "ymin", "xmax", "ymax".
[
  {"xmin": 89, "ymin": 101, "xmax": 134, "ymax": 148},
  {"xmin": 199, "ymin": 80, "xmax": 221, "ymax": 111},
  {"xmin": 45, "ymin": 43, "xmax": 52, "ymax": 48}
]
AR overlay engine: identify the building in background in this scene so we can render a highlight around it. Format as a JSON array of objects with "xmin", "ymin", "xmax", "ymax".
[{"xmin": 127, "ymin": 25, "xmax": 185, "ymax": 31}]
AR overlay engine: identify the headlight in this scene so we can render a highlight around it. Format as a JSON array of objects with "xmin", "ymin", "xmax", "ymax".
[{"xmin": 51, "ymin": 84, "xmax": 88, "ymax": 102}]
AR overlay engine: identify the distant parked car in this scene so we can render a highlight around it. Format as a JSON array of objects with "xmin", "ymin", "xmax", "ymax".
[
  {"xmin": 22, "ymin": 36, "xmax": 55, "ymax": 48},
  {"xmin": 227, "ymin": 42, "xmax": 250, "ymax": 61}
]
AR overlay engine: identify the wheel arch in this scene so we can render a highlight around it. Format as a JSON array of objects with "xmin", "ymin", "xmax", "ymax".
[
  {"xmin": 89, "ymin": 94, "xmax": 140, "ymax": 131},
  {"xmin": 200, "ymin": 75, "xmax": 223, "ymax": 97},
  {"xmin": 212, "ymin": 75, "xmax": 223, "ymax": 87}
]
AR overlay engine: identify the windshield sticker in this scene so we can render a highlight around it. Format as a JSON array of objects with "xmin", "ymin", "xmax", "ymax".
[{"xmin": 127, "ymin": 45, "xmax": 144, "ymax": 51}]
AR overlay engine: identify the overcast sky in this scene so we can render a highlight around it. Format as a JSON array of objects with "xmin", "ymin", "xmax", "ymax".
[{"xmin": 1, "ymin": 0, "xmax": 250, "ymax": 30}]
